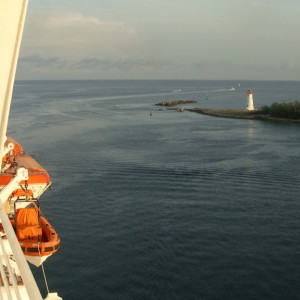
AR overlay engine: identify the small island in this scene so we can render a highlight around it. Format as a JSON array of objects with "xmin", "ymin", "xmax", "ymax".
[{"xmin": 156, "ymin": 100, "xmax": 197, "ymax": 107}]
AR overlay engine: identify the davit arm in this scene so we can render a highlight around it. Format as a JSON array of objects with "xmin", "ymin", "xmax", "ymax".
[{"xmin": 0, "ymin": 167, "xmax": 28, "ymax": 203}]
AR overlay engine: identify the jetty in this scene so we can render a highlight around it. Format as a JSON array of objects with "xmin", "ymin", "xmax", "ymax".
[
  {"xmin": 156, "ymin": 90, "xmax": 300, "ymax": 123},
  {"xmin": 186, "ymin": 108, "xmax": 300, "ymax": 123},
  {"xmin": 187, "ymin": 108, "xmax": 260, "ymax": 119}
]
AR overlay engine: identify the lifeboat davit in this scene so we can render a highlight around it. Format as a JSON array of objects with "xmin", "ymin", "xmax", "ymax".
[{"xmin": 13, "ymin": 204, "xmax": 60, "ymax": 267}]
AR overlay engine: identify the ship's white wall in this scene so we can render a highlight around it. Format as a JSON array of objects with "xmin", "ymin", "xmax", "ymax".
[
  {"xmin": 0, "ymin": 1, "xmax": 44, "ymax": 299},
  {"xmin": 0, "ymin": 0, "xmax": 28, "ymax": 158}
]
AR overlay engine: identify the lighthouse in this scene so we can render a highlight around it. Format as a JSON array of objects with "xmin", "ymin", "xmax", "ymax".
[{"xmin": 246, "ymin": 89, "xmax": 255, "ymax": 110}]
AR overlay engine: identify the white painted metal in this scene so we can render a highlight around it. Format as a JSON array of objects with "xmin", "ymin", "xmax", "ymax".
[
  {"xmin": 1, "ymin": 142, "xmax": 14, "ymax": 159},
  {"xmin": 0, "ymin": 168, "xmax": 28, "ymax": 203},
  {"xmin": 1, "ymin": 142, "xmax": 15, "ymax": 172},
  {"xmin": 0, "ymin": 234, "xmax": 25, "ymax": 300},
  {"xmin": 0, "ymin": 182, "xmax": 52, "ymax": 201},
  {"xmin": 25, "ymin": 253, "xmax": 51, "ymax": 268},
  {"xmin": 45, "ymin": 293, "xmax": 62, "ymax": 300},
  {"xmin": 0, "ymin": 0, "xmax": 28, "ymax": 160}
]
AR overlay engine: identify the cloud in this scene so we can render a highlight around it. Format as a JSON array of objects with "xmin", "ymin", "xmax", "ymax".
[
  {"xmin": 42, "ymin": 13, "xmax": 128, "ymax": 32},
  {"xmin": 22, "ymin": 12, "xmax": 137, "ymax": 60},
  {"xmin": 19, "ymin": 53, "xmax": 67, "ymax": 69},
  {"xmin": 18, "ymin": 2, "xmax": 300, "ymax": 80},
  {"xmin": 73, "ymin": 57, "xmax": 164, "ymax": 70},
  {"xmin": 17, "ymin": 53, "xmax": 176, "ymax": 79}
]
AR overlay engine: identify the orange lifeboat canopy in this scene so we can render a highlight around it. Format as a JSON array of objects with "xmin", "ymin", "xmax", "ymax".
[{"xmin": 14, "ymin": 207, "xmax": 60, "ymax": 267}]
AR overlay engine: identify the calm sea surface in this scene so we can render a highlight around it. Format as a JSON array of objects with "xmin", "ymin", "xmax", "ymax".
[{"xmin": 10, "ymin": 80, "xmax": 300, "ymax": 299}]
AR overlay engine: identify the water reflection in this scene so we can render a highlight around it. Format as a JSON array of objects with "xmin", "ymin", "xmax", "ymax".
[{"xmin": 247, "ymin": 120, "xmax": 255, "ymax": 139}]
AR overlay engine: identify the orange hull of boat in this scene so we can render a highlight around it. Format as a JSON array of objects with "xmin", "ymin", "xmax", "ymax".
[
  {"xmin": 0, "ymin": 152, "xmax": 50, "ymax": 185},
  {"xmin": 18, "ymin": 216, "xmax": 60, "ymax": 257},
  {"xmin": 1, "ymin": 137, "xmax": 51, "ymax": 199}
]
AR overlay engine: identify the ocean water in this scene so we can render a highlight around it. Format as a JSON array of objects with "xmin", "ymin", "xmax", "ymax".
[{"xmin": 9, "ymin": 80, "xmax": 300, "ymax": 299}]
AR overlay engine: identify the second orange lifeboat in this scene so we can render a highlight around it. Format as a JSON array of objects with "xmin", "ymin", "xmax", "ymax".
[{"xmin": 13, "ymin": 203, "xmax": 60, "ymax": 267}]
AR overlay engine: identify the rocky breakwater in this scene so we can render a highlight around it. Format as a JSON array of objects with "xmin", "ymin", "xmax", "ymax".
[
  {"xmin": 186, "ymin": 108, "xmax": 300, "ymax": 123},
  {"xmin": 187, "ymin": 108, "xmax": 260, "ymax": 119},
  {"xmin": 156, "ymin": 100, "xmax": 197, "ymax": 107}
]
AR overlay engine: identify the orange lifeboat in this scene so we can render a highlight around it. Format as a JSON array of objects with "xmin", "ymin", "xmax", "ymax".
[
  {"xmin": 1, "ymin": 136, "xmax": 60, "ymax": 266},
  {"xmin": 13, "ymin": 204, "xmax": 60, "ymax": 267},
  {"xmin": 0, "ymin": 136, "xmax": 51, "ymax": 199}
]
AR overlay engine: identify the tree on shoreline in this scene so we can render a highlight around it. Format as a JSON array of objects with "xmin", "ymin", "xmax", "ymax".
[{"xmin": 261, "ymin": 101, "xmax": 300, "ymax": 120}]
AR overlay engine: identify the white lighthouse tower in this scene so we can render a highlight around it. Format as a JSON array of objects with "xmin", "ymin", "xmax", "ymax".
[{"xmin": 246, "ymin": 89, "xmax": 255, "ymax": 110}]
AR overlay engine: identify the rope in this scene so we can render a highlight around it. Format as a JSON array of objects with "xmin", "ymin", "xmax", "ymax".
[{"xmin": 17, "ymin": 190, "xmax": 47, "ymax": 219}]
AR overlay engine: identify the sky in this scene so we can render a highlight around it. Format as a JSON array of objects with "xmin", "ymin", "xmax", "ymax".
[{"xmin": 16, "ymin": 0, "xmax": 300, "ymax": 80}]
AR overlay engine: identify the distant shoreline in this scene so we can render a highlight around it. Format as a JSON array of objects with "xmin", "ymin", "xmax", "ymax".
[{"xmin": 185, "ymin": 108, "xmax": 300, "ymax": 124}]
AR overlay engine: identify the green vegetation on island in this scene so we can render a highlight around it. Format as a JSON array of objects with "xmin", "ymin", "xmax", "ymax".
[{"xmin": 261, "ymin": 101, "xmax": 300, "ymax": 120}]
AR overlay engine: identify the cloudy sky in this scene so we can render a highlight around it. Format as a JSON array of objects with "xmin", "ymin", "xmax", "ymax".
[{"xmin": 17, "ymin": 0, "xmax": 300, "ymax": 80}]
